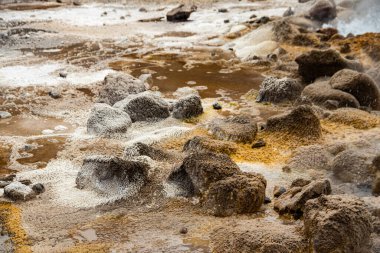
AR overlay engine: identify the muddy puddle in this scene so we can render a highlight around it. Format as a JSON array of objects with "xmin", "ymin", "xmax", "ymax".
[
  {"xmin": 111, "ymin": 60, "xmax": 263, "ymax": 98},
  {"xmin": 17, "ymin": 137, "xmax": 66, "ymax": 168},
  {"xmin": 0, "ymin": 115, "xmax": 73, "ymax": 136}
]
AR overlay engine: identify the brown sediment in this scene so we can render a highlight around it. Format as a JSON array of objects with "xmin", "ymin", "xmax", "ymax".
[
  {"xmin": 0, "ymin": 202, "xmax": 31, "ymax": 253},
  {"xmin": 0, "ymin": 143, "xmax": 12, "ymax": 171},
  {"xmin": 17, "ymin": 137, "xmax": 66, "ymax": 168},
  {"xmin": 66, "ymin": 243, "xmax": 110, "ymax": 253},
  {"xmin": 155, "ymin": 31, "xmax": 197, "ymax": 38},
  {"xmin": 0, "ymin": 3, "xmax": 63, "ymax": 11}
]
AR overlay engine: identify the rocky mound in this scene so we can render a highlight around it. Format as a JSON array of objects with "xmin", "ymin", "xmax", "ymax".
[
  {"xmin": 113, "ymin": 91, "xmax": 170, "ymax": 122},
  {"xmin": 87, "ymin": 103, "xmax": 132, "ymax": 137},
  {"xmin": 76, "ymin": 155, "xmax": 149, "ymax": 195},
  {"xmin": 274, "ymin": 179, "xmax": 331, "ymax": 217},
  {"xmin": 266, "ymin": 105, "xmax": 321, "ymax": 139},
  {"xmin": 304, "ymin": 195, "xmax": 373, "ymax": 253},
  {"xmin": 209, "ymin": 115, "xmax": 258, "ymax": 143},
  {"xmin": 308, "ymin": 0, "xmax": 337, "ymax": 23},
  {"xmin": 98, "ymin": 72, "xmax": 146, "ymax": 105},
  {"xmin": 172, "ymin": 95, "xmax": 203, "ymax": 119},
  {"xmin": 327, "ymin": 108, "xmax": 380, "ymax": 129},
  {"xmin": 210, "ymin": 220, "xmax": 308, "ymax": 253},
  {"xmin": 295, "ymin": 49, "xmax": 363, "ymax": 83},
  {"xmin": 167, "ymin": 152, "xmax": 240, "ymax": 196},
  {"xmin": 330, "ymin": 69, "xmax": 380, "ymax": 110},
  {"xmin": 256, "ymin": 77, "xmax": 303, "ymax": 103},
  {"xmin": 203, "ymin": 172, "xmax": 266, "ymax": 217}
]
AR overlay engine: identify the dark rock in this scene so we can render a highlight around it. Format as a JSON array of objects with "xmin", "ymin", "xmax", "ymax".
[
  {"xmin": 283, "ymin": 7, "xmax": 294, "ymax": 17},
  {"xmin": 329, "ymin": 69, "xmax": 380, "ymax": 110},
  {"xmin": 183, "ymin": 136, "xmax": 237, "ymax": 155},
  {"xmin": 32, "ymin": 183, "xmax": 45, "ymax": 194},
  {"xmin": 251, "ymin": 139, "xmax": 266, "ymax": 149},
  {"xmin": 218, "ymin": 8, "xmax": 228, "ymax": 13},
  {"xmin": 224, "ymin": 19, "xmax": 230, "ymax": 24},
  {"xmin": 139, "ymin": 7, "xmax": 147, "ymax": 12},
  {"xmin": 180, "ymin": 227, "xmax": 188, "ymax": 234},
  {"xmin": 266, "ymin": 105, "xmax": 321, "ymax": 139},
  {"xmin": 114, "ymin": 91, "xmax": 170, "ymax": 122},
  {"xmin": 172, "ymin": 95, "xmax": 203, "ymax": 119},
  {"xmin": 209, "ymin": 115, "xmax": 258, "ymax": 143},
  {"xmin": 87, "ymin": 103, "xmax": 132, "ymax": 137},
  {"xmin": 274, "ymin": 179, "xmax": 331, "ymax": 216},
  {"xmin": 290, "ymin": 178, "xmax": 311, "ymax": 188},
  {"xmin": 304, "ymin": 195, "xmax": 373, "ymax": 253},
  {"xmin": 308, "ymin": 0, "xmax": 337, "ymax": 23},
  {"xmin": 166, "ymin": 4, "xmax": 197, "ymax": 22},
  {"xmin": 203, "ymin": 173, "xmax": 266, "ymax": 217},
  {"xmin": 19, "ymin": 179, "xmax": 31, "ymax": 185},
  {"xmin": 212, "ymin": 102, "xmax": 222, "ymax": 110},
  {"xmin": 4, "ymin": 182, "xmax": 36, "ymax": 201},
  {"xmin": 76, "ymin": 155, "xmax": 150, "ymax": 195},
  {"xmin": 72, "ymin": 0, "xmax": 81, "ymax": 6},
  {"xmin": 98, "ymin": 72, "xmax": 146, "ymax": 105},
  {"xmin": 256, "ymin": 77, "xmax": 303, "ymax": 103},
  {"xmin": 273, "ymin": 186, "xmax": 286, "ymax": 198},
  {"xmin": 301, "ymin": 80, "xmax": 360, "ymax": 108},
  {"xmin": 124, "ymin": 142, "xmax": 171, "ymax": 161},
  {"xmin": 295, "ymin": 49, "xmax": 363, "ymax": 83},
  {"xmin": 48, "ymin": 90, "xmax": 61, "ymax": 99},
  {"xmin": 167, "ymin": 152, "xmax": 240, "ymax": 196},
  {"xmin": 59, "ymin": 71, "xmax": 67, "ymax": 78},
  {"xmin": 264, "ymin": 196, "xmax": 271, "ymax": 204},
  {"xmin": 0, "ymin": 174, "xmax": 16, "ymax": 181}
]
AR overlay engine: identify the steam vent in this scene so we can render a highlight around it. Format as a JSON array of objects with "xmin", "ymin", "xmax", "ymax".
[{"xmin": 1, "ymin": 0, "xmax": 380, "ymax": 252}]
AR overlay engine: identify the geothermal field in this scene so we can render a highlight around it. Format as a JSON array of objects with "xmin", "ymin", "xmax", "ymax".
[{"xmin": 0, "ymin": 0, "xmax": 380, "ymax": 252}]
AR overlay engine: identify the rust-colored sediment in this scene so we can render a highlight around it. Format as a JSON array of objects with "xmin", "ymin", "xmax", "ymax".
[{"xmin": 0, "ymin": 202, "xmax": 31, "ymax": 253}]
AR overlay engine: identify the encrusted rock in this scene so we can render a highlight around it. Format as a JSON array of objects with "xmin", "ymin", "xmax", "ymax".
[
  {"xmin": 98, "ymin": 73, "xmax": 146, "ymax": 105},
  {"xmin": 295, "ymin": 49, "xmax": 363, "ymax": 83},
  {"xmin": 209, "ymin": 115, "xmax": 258, "ymax": 143},
  {"xmin": 274, "ymin": 179, "xmax": 331, "ymax": 216},
  {"xmin": 183, "ymin": 136, "xmax": 237, "ymax": 155},
  {"xmin": 301, "ymin": 80, "xmax": 360, "ymax": 108},
  {"xmin": 87, "ymin": 103, "xmax": 132, "ymax": 137},
  {"xmin": 114, "ymin": 91, "xmax": 170, "ymax": 122},
  {"xmin": 266, "ymin": 105, "xmax": 321, "ymax": 139},
  {"xmin": 172, "ymin": 95, "xmax": 203, "ymax": 119},
  {"xmin": 304, "ymin": 195, "xmax": 373, "ymax": 253},
  {"xmin": 327, "ymin": 108, "xmax": 379, "ymax": 129},
  {"xmin": 256, "ymin": 77, "xmax": 303, "ymax": 103},
  {"xmin": 210, "ymin": 220, "xmax": 308, "ymax": 253},
  {"xmin": 308, "ymin": 0, "xmax": 337, "ymax": 23},
  {"xmin": 124, "ymin": 142, "xmax": 170, "ymax": 161},
  {"xmin": 203, "ymin": 173, "xmax": 266, "ymax": 217},
  {"xmin": 167, "ymin": 152, "xmax": 240, "ymax": 196},
  {"xmin": 329, "ymin": 69, "xmax": 380, "ymax": 110},
  {"xmin": 76, "ymin": 155, "xmax": 149, "ymax": 195},
  {"xmin": 4, "ymin": 182, "xmax": 36, "ymax": 201}
]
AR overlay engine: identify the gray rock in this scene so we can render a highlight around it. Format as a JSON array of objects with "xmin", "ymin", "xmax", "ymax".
[
  {"xmin": 308, "ymin": 0, "xmax": 337, "ymax": 23},
  {"xmin": 4, "ymin": 182, "xmax": 36, "ymax": 201},
  {"xmin": 172, "ymin": 95, "xmax": 203, "ymax": 119},
  {"xmin": 209, "ymin": 115, "xmax": 258, "ymax": 143},
  {"xmin": 166, "ymin": 4, "xmax": 197, "ymax": 22},
  {"xmin": 48, "ymin": 89, "xmax": 61, "ymax": 99},
  {"xmin": 98, "ymin": 72, "xmax": 146, "ymax": 105},
  {"xmin": 0, "ymin": 111, "xmax": 12, "ymax": 119},
  {"xmin": 114, "ymin": 91, "xmax": 170, "ymax": 122},
  {"xmin": 31, "ymin": 183, "xmax": 45, "ymax": 194},
  {"xmin": 76, "ymin": 155, "xmax": 149, "ymax": 195},
  {"xmin": 256, "ymin": 77, "xmax": 303, "ymax": 103},
  {"xmin": 87, "ymin": 103, "xmax": 132, "ymax": 137},
  {"xmin": 0, "ymin": 181, "xmax": 11, "ymax": 188}
]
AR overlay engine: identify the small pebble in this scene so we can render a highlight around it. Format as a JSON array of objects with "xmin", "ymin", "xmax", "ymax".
[
  {"xmin": 180, "ymin": 227, "xmax": 188, "ymax": 234},
  {"xmin": 32, "ymin": 183, "xmax": 45, "ymax": 194},
  {"xmin": 59, "ymin": 71, "xmax": 68, "ymax": 78},
  {"xmin": 264, "ymin": 196, "xmax": 271, "ymax": 204},
  {"xmin": 252, "ymin": 139, "xmax": 266, "ymax": 149},
  {"xmin": 273, "ymin": 186, "xmax": 286, "ymax": 198},
  {"xmin": 212, "ymin": 102, "xmax": 222, "ymax": 110}
]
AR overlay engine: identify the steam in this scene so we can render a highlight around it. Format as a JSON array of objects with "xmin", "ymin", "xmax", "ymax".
[{"xmin": 336, "ymin": 0, "xmax": 380, "ymax": 35}]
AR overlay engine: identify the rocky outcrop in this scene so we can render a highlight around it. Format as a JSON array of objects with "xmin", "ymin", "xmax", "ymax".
[
  {"xmin": 330, "ymin": 69, "xmax": 380, "ymax": 110},
  {"xmin": 183, "ymin": 136, "xmax": 237, "ymax": 155},
  {"xmin": 210, "ymin": 220, "xmax": 308, "ymax": 253},
  {"xmin": 113, "ymin": 91, "xmax": 170, "ymax": 122},
  {"xmin": 76, "ymin": 155, "xmax": 149, "ymax": 195},
  {"xmin": 172, "ymin": 95, "xmax": 203, "ymax": 119},
  {"xmin": 87, "ymin": 103, "xmax": 132, "ymax": 137},
  {"xmin": 256, "ymin": 77, "xmax": 303, "ymax": 103},
  {"xmin": 167, "ymin": 152, "xmax": 240, "ymax": 196},
  {"xmin": 203, "ymin": 173, "xmax": 266, "ymax": 217},
  {"xmin": 209, "ymin": 115, "xmax": 258, "ymax": 143},
  {"xmin": 4, "ymin": 182, "xmax": 36, "ymax": 201},
  {"xmin": 166, "ymin": 4, "xmax": 197, "ymax": 22},
  {"xmin": 304, "ymin": 195, "xmax": 373, "ymax": 253},
  {"xmin": 98, "ymin": 73, "xmax": 146, "ymax": 105},
  {"xmin": 266, "ymin": 105, "xmax": 322, "ymax": 139},
  {"xmin": 301, "ymin": 80, "xmax": 360, "ymax": 108},
  {"xmin": 274, "ymin": 179, "xmax": 331, "ymax": 217},
  {"xmin": 295, "ymin": 49, "xmax": 363, "ymax": 83},
  {"xmin": 308, "ymin": 0, "xmax": 337, "ymax": 23}
]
